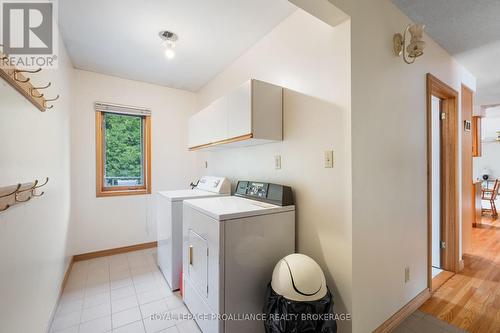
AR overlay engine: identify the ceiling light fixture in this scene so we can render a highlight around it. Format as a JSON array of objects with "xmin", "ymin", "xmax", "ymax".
[
  {"xmin": 393, "ymin": 24, "xmax": 426, "ymax": 64},
  {"xmin": 159, "ymin": 30, "xmax": 178, "ymax": 60}
]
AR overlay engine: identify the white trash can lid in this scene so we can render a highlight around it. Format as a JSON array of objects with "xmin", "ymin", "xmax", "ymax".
[{"xmin": 271, "ymin": 253, "xmax": 327, "ymax": 302}]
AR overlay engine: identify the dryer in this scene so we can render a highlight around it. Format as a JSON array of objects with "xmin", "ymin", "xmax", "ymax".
[
  {"xmin": 182, "ymin": 181, "xmax": 295, "ymax": 333},
  {"xmin": 156, "ymin": 176, "xmax": 230, "ymax": 290}
]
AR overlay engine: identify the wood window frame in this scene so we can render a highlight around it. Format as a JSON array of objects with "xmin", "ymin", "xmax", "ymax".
[
  {"xmin": 95, "ymin": 111, "xmax": 151, "ymax": 197},
  {"xmin": 426, "ymin": 73, "xmax": 460, "ymax": 291}
]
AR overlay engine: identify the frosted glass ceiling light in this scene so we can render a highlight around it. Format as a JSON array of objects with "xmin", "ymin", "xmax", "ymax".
[
  {"xmin": 164, "ymin": 43, "xmax": 175, "ymax": 59},
  {"xmin": 393, "ymin": 24, "xmax": 426, "ymax": 64},
  {"xmin": 159, "ymin": 30, "xmax": 178, "ymax": 60}
]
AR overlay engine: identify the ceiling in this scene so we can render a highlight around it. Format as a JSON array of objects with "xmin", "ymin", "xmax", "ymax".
[
  {"xmin": 59, "ymin": 0, "xmax": 296, "ymax": 91},
  {"xmin": 392, "ymin": 0, "xmax": 500, "ymax": 106}
]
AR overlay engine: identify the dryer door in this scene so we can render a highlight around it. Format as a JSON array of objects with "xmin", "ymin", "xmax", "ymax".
[{"xmin": 188, "ymin": 230, "xmax": 209, "ymax": 298}]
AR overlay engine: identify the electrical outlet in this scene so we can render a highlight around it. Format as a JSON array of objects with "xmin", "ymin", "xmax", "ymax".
[
  {"xmin": 274, "ymin": 155, "xmax": 281, "ymax": 170},
  {"xmin": 405, "ymin": 266, "xmax": 410, "ymax": 283},
  {"xmin": 324, "ymin": 150, "xmax": 334, "ymax": 168}
]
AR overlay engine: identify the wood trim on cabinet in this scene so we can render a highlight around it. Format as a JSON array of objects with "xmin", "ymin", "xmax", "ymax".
[
  {"xmin": 73, "ymin": 241, "xmax": 157, "ymax": 262},
  {"xmin": 372, "ymin": 289, "xmax": 431, "ymax": 333},
  {"xmin": 426, "ymin": 73, "xmax": 460, "ymax": 291},
  {"xmin": 188, "ymin": 133, "xmax": 253, "ymax": 151},
  {"xmin": 95, "ymin": 112, "xmax": 152, "ymax": 197}
]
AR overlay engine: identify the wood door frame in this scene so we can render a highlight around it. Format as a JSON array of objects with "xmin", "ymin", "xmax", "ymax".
[
  {"xmin": 426, "ymin": 73, "xmax": 460, "ymax": 290},
  {"xmin": 461, "ymin": 83, "xmax": 474, "ymax": 256}
]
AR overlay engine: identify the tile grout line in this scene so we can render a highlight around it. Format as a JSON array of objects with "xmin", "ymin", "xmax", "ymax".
[
  {"xmin": 77, "ymin": 261, "xmax": 90, "ymax": 333},
  {"xmin": 126, "ymin": 253, "xmax": 148, "ymax": 333}
]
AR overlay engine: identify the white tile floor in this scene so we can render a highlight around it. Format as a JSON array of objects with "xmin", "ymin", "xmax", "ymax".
[{"xmin": 50, "ymin": 248, "xmax": 201, "ymax": 333}]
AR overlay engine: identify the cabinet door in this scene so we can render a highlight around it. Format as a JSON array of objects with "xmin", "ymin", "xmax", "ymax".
[
  {"xmin": 209, "ymin": 97, "xmax": 228, "ymax": 143},
  {"xmin": 187, "ymin": 230, "xmax": 209, "ymax": 298},
  {"xmin": 189, "ymin": 108, "xmax": 212, "ymax": 148},
  {"xmin": 196, "ymin": 106, "xmax": 211, "ymax": 147},
  {"xmin": 227, "ymin": 80, "xmax": 252, "ymax": 138},
  {"xmin": 188, "ymin": 113, "xmax": 200, "ymax": 148}
]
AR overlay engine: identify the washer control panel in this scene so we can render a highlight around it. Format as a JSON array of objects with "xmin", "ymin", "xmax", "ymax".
[{"xmin": 235, "ymin": 181, "xmax": 294, "ymax": 206}]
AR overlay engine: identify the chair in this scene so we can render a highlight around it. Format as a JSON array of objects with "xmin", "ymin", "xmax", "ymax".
[{"xmin": 481, "ymin": 179, "xmax": 499, "ymax": 219}]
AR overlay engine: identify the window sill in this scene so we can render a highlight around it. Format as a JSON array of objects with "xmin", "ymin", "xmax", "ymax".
[{"xmin": 96, "ymin": 189, "xmax": 151, "ymax": 198}]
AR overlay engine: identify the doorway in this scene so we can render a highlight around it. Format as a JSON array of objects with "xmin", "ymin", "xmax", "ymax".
[{"xmin": 426, "ymin": 74, "xmax": 459, "ymax": 291}]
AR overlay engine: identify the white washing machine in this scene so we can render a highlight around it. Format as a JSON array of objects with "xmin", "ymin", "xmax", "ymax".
[
  {"xmin": 182, "ymin": 181, "xmax": 295, "ymax": 333},
  {"xmin": 156, "ymin": 176, "xmax": 230, "ymax": 290}
]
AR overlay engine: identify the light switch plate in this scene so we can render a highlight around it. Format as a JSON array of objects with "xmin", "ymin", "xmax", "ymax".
[
  {"xmin": 275, "ymin": 155, "xmax": 281, "ymax": 169},
  {"xmin": 405, "ymin": 267, "xmax": 410, "ymax": 283},
  {"xmin": 324, "ymin": 150, "xmax": 333, "ymax": 168},
  {"xmin": 204, "ymin": 161, "xmax": 208, "ymax": 168}
]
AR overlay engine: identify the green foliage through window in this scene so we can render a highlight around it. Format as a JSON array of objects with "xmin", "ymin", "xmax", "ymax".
[{"xmin": 103, "ymin": 113, "xmax": 144, "ymax": 187}]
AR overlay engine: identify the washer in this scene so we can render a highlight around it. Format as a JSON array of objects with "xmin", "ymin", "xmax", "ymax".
[
  {"xmin": 182, "ymin": 181, "xmax": 295, "ymax": 333},
  {"xmin": 156, "ymin": 176, "xmax": 230, "ymax": 290}
]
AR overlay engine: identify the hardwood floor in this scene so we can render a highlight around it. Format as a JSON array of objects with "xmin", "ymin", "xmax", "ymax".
[{"xmin": 419, "ymin": 217, "xmax": 500, "ymax": 332}]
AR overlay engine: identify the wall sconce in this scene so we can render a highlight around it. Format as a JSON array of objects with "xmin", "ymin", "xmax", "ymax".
[{"xmin": 393, "ymin": 24, "xmax": 426, "ymax": 64}]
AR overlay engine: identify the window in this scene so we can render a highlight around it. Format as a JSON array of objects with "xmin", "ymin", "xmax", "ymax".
[{"xmin": 95, "ymin": 103, "xmax": 151, "ymax": 197}]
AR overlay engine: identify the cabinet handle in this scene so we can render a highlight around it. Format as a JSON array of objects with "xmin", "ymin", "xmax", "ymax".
[{"xmin": 189, "ymin": 245, "xmax": 193, "ymax": 265}]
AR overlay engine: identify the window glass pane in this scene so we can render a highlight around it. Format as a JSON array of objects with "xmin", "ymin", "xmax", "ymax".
[{"xmin": 103, "ymin": 112, "xmax": 144, "ymax": 187}]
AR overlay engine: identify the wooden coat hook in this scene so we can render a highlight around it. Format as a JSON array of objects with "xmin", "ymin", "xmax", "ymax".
[
  {"xmin": 0, "ymin": 178, "xmax": 49, "ymax": 213},
  {"xmin": 30, "ymin": 82, "xmax": 51, "ymax": 98},
  {"xmin": 13, "ymin": 68, "xmax": 42, "ymax": 83},
  {"xmin": 43, "ymin": 95, "xmax": 59, "ymax": 110},
  {"xmin": 0, "ymin": 50, "xmax": 60, "ymax": 112},
  {"xmin": 0, "ymin": 184, "xmax": 21, "ymax": 199},
  {"xmin": 32, "ymin": 177, "xmax": 49, "ymax": 197}
]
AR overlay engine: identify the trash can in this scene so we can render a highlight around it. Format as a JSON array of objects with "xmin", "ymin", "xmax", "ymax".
[{"xmin": 263, "ymin": 254, "xmax": 337, "ymax": 333}]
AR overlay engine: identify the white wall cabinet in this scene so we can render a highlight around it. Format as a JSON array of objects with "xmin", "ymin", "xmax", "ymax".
[{"xmin": 188, "ymin": 79, "xmax": 283, "ymax": 150}]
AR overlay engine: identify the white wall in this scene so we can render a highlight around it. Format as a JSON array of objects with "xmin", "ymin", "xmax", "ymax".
[
  {"xmin": 297, "ymin": 0, "xmax": 475, "ymax": 331},
  {"xmin": 473, "ymin": 115, "xmax": 500, "ymax": 180},
  {"xmin": 194, "ymin": 9, "xmax": 352, "ymax": 331},
  {"xmin": 474, "ymin": 142, "xmax": 500, "ymax": 180},
  {"xmin": 71, "ymin": 70, "xmax": 197, "ymax": 254},
  {"xmin": 0, "ymin": 37, "xmax": 74, "ymax": 332}
]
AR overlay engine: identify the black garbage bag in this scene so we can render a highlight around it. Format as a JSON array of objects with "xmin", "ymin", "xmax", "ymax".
[{"xmin": 263, "ymin": 283, "xmax": 337, "ymax": 333}]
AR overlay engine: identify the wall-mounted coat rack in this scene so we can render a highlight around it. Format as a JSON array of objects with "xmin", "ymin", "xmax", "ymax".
[
  {"xmin": 0, "ymin": 48, "xmax": 59, "ymax": 112},
  {"xmin": 0, "ymin": 178, "xmax": 49, "ymax": 213}
]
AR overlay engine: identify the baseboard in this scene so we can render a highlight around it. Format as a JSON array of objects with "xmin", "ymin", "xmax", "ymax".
[
  {"xmin": 372, "ymin": 288, "xmax": 431, "ymax": 333},
  {"xmin": 46, "ymin": 256, "xmax": 74, "ymax": 333},
  {"xmin": 73, "ymin": 241, "xmax": 157, "ymax": 261}
]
